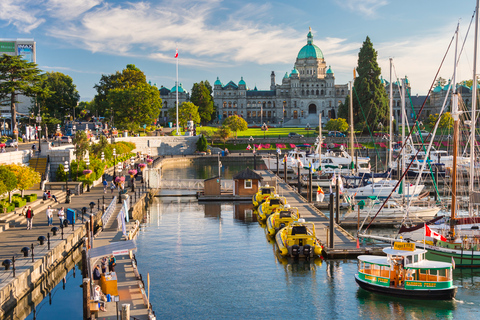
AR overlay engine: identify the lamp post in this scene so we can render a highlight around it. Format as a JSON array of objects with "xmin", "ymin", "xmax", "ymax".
[
  {"xmin": 113, "ymin": 148, "xmax": 117, "ymax": 180},
  {"xmin": 85, "ymin": 154, "xmax": 90, "ymax": 192},
  {"xmin": 118, "ymin": 162, "xmax": 123, "ymax": 204},
  {"xmin": 37, "ymin": 124, "xmax": 41, "ymax": 153},
  {"xmin": 64, "ymin": 161, "xmax": 70, "ymax": 203},
  {"xmin": 131, "ymin": 156, "xmax": 135, "ymax": 192}
]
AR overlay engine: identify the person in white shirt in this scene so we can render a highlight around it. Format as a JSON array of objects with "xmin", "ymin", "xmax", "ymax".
[
  {"xmin": 58, "ymin": 207, "xmax": 65, "ymax": 227},
  {"xmin": 46, "ymin": 205, "xmax": 54, "ymax": 226}
]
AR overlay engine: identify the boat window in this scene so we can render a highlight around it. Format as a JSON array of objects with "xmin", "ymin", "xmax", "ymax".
[
  {"xmin": 262, "ymin": 189, "xmax": 271, "ymax": 195},
  {"xmin": 363, "ymin": 262, "xmax": 371, "ymax": 273},
  {"xmin": 270, "ymin": 199, "xmax": 281, "ymax": 205},
  {"xmin": 291, "ymin": 226, "xmax": 307, "ymax": 235},
  {"xmin": 413, "ymin": 255, "xmax": 419, "ymax": 263},
  {"xmin": 279, "ymin": 211, "xmax": 290, "ymax": 218},
  {"xmin": 428, "ymin": 269, "xmax": 438, "ymax": 282},
  {"xmin": 438, "ymin": 269, "xmax": 447, "ymax": 280}
]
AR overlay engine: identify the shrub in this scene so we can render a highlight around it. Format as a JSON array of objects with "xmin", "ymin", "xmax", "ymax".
[
  {"xmin": 12, "ymin": 199, "xmax": 26, "ymax": 207},
  {"xmin": 196, "ymin": 135, "xmax": 208, "ymax": 152},
  {"xmin": 25, "ymin": 194, "xmax": 37, "ymax": 202}
]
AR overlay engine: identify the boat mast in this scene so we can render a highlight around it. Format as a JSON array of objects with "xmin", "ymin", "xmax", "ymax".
[
  {"xmin": 469, "ymin": 0, "xmax": 479, "ymax": 214},
  {"xmin": 318, "ymin": 113, "xmax": 322, "ymax": 171},
  {"xmin": 401, "ymin": 77, "xmax": 406, "ymax": 204},
  {"xmin": 350, "ymin": 80, "xmax": 355, "ymax": 174},
  {"xmin": 450, "ymin": 23, "xmax": 460, "ymax": 238},
  {"xmin": 389, "ymin": 58, "xmax": 393, "ymax": 169}
]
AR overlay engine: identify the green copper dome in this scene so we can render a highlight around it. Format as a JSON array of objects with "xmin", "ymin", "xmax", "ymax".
[
  {"xmin": 214, "ymin": 77, "xmax": 222, "ymax": 86},
  {"xmin": 238, "ymin": 77, "xmax": 246, "ymax": 86},
  {"xmin": 289, "ymin": 67, "xmax": 299, "ymax": 77},
  {"xmin": 171, "ymin": 82, "xmax": 185, "ymax": 93},
  {"xmin": 297, "ymin": 28, "xmax": 324, "ymax": 60},
  {"xmin": 326, "ymin": 66, "xmax": 333, "ymax": 74}
]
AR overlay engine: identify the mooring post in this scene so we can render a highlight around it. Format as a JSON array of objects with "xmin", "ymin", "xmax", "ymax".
[
  {"xmin": 83, "ymin": 277, "xmax": 90, "ymax": 320},
  {"xmin": 284, "ymin": 157, "xmax": 287, "ymax": 183},
  {"xmin": 308, "ymin": 170, "xmax": 313, "ymax": 203},
  {"xmin": 297, "ymin": 165, "xmax": 301, "ymax": 194},
  {"xmin": 276, "ymin": 153, "xmax": 279, "ymax": 177},
  {"xmin": 254, "ymin": 153, "xmax": 256, "ymax": 170},
  {"xmin": 435, "ymin": 166, "xmax": 438, "ymax": 202},
  {"xmin": 329, "ymin": 193, "xmax": 334, "ymax": 249},
  {"xmin": 335, "ymin": 176, "xmax": 340, "ymax": 225}
]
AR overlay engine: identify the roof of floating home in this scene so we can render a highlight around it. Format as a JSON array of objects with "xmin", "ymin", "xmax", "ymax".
[{"xmin": 233, "ymin": 168, "xmax": 263, "ymax": 180}]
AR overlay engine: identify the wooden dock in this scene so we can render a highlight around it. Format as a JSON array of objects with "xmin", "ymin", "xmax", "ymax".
[{"xmin": 256, "ymin": 170, "xmax": 384, "ymax": 258}]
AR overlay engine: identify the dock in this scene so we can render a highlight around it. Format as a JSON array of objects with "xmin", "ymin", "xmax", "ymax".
[{"xmin": 256, "ymin": 170, "xmax": 384, "ymax": 258}]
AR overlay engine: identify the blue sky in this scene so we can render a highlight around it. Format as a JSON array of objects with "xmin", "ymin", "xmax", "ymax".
[{"xmin": 0, "ymin": 0, "xmax": 478, "ymax": 101}]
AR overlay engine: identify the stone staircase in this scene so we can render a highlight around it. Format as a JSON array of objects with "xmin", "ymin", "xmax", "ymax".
[
  {"xmin": 28, "ymin": 157, "xmax": 48, "ymax": 190},
  {"xmin": 0, "ymin": 191, "xmax": 68, "ymax": 233}
]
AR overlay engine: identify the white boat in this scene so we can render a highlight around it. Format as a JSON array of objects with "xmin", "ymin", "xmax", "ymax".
[
  {"xmin": 344, "ymin": 199, "xmax": 440, "ymax": 220},
  {"xmin": 345, "ymin": 179, "xmax": 425, "ymax": 200}
]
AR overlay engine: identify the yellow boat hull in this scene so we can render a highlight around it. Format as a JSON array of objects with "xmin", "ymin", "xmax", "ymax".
[{"xmin": 275, "ymin": 224, "xmax": 323, "ymax": 258}]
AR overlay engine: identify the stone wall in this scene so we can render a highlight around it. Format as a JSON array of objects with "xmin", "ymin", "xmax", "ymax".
[
  {"xmin": 46, "ymin": 148, "xmax": 75, "ymax": 181},
  {"xmin": 0, "ymin": 150, "xmax": 31, "ymax": 165},
  {"xmin": 113, "ymin": 136, "xmax": 200, "ymax": 156}
]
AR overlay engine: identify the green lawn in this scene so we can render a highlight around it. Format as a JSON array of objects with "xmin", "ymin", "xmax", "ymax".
[{"xmin": 196, "ymin": 126, "xmax": 321, "ymax": 138}]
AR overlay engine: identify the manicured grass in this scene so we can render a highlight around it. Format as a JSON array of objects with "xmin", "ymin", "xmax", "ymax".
[{"xmin": 196, "ymin": 126, "xmax": 321, "ymax": 138}]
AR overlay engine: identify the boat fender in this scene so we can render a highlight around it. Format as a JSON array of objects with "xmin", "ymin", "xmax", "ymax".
[
  {"xmin": 292, "ymin": 245, "xmax": 300, "ymax": 257},
  {"xmin": 298, "ymin": 218, "xmax": 305, "ymax": 223},
  {"xmin": 303, "ymin": 244, "xmax": 312, "ymax": 257}
]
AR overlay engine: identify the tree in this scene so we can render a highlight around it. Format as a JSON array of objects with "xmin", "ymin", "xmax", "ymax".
[
  {"xmin": 223, "ymin": 115, "xmax": 248, "ymax": 138},
  {"xmin": 56, "ymin": 164, "xmax": 66, "ymax": 182},
  {"xmin": 94, "ymin": 64, "xmax": 148, "ymax": 126},
  {"xmin": 73, "ymin": 130, "xmax": 89, "ymax": 160},
  {"xmin": 168, "ymin": 102, "xmax": 201, "ymax": 128},
  {"xmin": 91, "ymin": 135, "xmax": 109, "ymax": 158},
  {"xmin": 426, "ymin": 112, "xmax": 454, "ymax": 130},
  {"xmin": 8, "ymin": 164, "xmax": 40, "ymax": 197},
  {"xmin": 190, "ymin": 81, "xmax": 214, "ymax": 124},
  {"xmin": 353, "ymin": 37, "xmax": 389, "ymax": 132},
  {"xmin": 0, "ymin": 165, "xmax": 17, "ymax": 202},
  {"xmin": 106, "ymin": 82, "xmax": 161, "ymax": 132},
  {"xmin": 0, "ymin": 54, "xmax": 46, "ymax": 137},
  {"xmin": 196, "ymin": 135, "xmax": 208, "ymax": 152},
  {"xmin": 216, "ymin": 125, "xmax": 231, "ymax": 148},
  {"xmin": 37, "ymin": 72, "xmax": 80, "ymax": 127},
  {"xmin": 325, "ymin": 118, "xmax": 349, "ymax": 132},
  {"xmin": 337, "ymin": 95, "xmax": 350, "ymax": 119}
]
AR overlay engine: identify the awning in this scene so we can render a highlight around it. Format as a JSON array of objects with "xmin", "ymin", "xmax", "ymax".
[{"xmin": 87, "ymin": 240, "xmax": 137, "ymax": 261}]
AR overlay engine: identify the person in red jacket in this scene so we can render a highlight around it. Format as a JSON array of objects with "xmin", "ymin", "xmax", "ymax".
[{"xmin": 26, "ymin": 206, "xmax": 34, "ymax": 230}]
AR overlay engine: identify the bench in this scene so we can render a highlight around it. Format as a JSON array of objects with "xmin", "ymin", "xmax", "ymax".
[{"xmin": 89, "ymin": 300, "xmax": 99, "ymax": 317}]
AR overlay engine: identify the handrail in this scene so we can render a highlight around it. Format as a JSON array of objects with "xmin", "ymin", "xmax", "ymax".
[{"xmin": 102, "ymin": 196, "xmax": 117, "ymax": 227}]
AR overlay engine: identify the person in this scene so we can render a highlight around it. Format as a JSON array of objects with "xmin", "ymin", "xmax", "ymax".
[
  {"xmin": 110, "ymin": 181, "xmax": 116, "ymax": 194},
  {"xmin": 102, "ymin": 179, "xmax": 108, "ymax": 193},
  {"xmin": 101, "ymin": 256, "xmax": 108, "ymax": 274},
  {"xmin": 49, "ymin": 191, "xmax": 57, "ymax": 202},
  {"xmin": 26, "ymin": 206, "xmax": 34, "ymax": 230},
  {"xmin": 108, "ymin": 255, "xmax": 116, "ymax": 272},
  {"xmin": 32, "ymin": 144, "xmax": 36, "ymax": 150},
  {"xmin": 58, "ymin": 207, "xmax": 65, "ymax": 226},
  {"xmin": 47, "ymin": 190, "xmax": 51, "ymax": 199},
  {"xmin": 43, "ymin": 191, "xmax": 48, "ymax": 201},
  {"xmin": 92, "ymin": 285, "xmax": 107, "ymax": 312},
  {"xmin": 93, "ymin": 265, "xmax": 101, "ymax": 280},
  {"xmin": 46, "ymin": 205, "xmax": 53, "ymax": 226}
]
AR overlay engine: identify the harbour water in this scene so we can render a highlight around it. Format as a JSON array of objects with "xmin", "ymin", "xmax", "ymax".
[{"xmin": 135, "ymin": 197, "xmax": 480, "ymax": 319}]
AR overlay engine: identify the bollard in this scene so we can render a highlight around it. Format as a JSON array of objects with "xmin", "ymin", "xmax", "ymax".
[
  {"xmin": 335, "ymin": 177, "xmax": 340, "ymax": 225},
  {"xmin": 121, "ymin": 303, "xmax": 131, "ymax": 320},
  {"xmin": 2, "ymin": 259, "xmax": 11, "ymax": 270},
  {"xmin": 72, "ymin": 216, "xmax": 75, "ymax": 231},
  {"xmin": 47, "ymin": 233, "xmax": 50, "ymax": 250},
  {"xmin": 37, "ymin": 236, "xmax": 46, "ymax": 245},
  {"xmin": 21, "ymin": 246, "xmax": 30, "ymax": 257}
]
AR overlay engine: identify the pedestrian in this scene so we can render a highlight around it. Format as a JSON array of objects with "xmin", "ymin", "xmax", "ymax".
[
  {"xmin": 58, "ymin": 207, "xmax": 65, "ymax": 226},
  {"xmin": 101, "ymin": 256, "xmax": 108, "ymax": 274},
  {"xmin": 102, "ymin": 179, "xmax": 108, "ymax": 193},
  {"xmin": 93, "ymin": 265, "xmax": 101, "ymax": 280},
  {"xmin": 110, "ymin": 181, "xmax": 116, "ymax": 194},
  {"xmin": 46, "ymin": 205, "xmax": 53, "ymax": 226},
  {"xmin": 26, "ymin": 206, "xmax": 34, "ymax": 230},
  {"xmin": 108, "ymin": 255, "xmax": 116, "ymax": 272}
]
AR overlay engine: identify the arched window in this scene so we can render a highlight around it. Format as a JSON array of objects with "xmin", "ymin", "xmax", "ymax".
[
  {"xmin": 228, "ymin": 101, "xmax": 232, "ymax": 108},
  {"xmin": 321, "ymin": 90, "xmax": 324, "ymax": 95},
  {"xmin": 302, "ymin": 90, "xmax": 305, "ymax": 95},
  {"xmin": 223, "ymin": 101, "xmax": 227, "ymax": 108},
  {"xmin": 316, "ymin": 90, "xmax": 319, "ymax": 95},
  {"xmin": 306, "ymin": 90, "xmax": 309, "ymax": 95}
]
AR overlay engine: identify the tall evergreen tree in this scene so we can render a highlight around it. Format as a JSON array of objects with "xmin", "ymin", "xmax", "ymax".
[
  {"xmin": 353, "ymin": 37, "xmax": 389, "ymax": 132},
  {"xmin": 190, "ymin": 81, "xmax": 214, "ymax": 124}
]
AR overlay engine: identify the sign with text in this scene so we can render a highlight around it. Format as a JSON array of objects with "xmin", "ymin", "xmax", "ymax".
[
  {"xmin": 393, "ymin": 242, "xmax": 415, "ymax": 251},
  {"xmin": 112, "ymin": 249, "xmax": 129, "ymax": 256}
]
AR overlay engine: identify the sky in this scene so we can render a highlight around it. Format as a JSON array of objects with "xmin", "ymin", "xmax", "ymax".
[{"xmin": 0, "ymin": 0, "xmax": 479, "ymax": 102}]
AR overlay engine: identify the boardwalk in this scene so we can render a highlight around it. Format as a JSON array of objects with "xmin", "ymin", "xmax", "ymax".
[{"xmin": 256, "ymin": 170, "xmax": 383, "ymax": 258}]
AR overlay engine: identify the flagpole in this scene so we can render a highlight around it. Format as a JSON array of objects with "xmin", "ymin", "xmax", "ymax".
[{"xmin": 176, "ymin": 48, "xmax": 179, "ymax": 136}]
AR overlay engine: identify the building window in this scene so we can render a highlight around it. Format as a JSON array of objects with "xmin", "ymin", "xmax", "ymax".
[
  {"xmin": 223, "ymin": 101, "xmax": 227, "ymax": 108},
  {"xmin": 301, "ymin": 110, "xmax": 304, "ymax": 117},
  {"xmin": 316, "ymin": 90, "xmax": 319, "ymax": 95}
]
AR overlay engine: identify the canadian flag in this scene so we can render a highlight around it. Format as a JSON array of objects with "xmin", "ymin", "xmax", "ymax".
[
  {"xmin": 174, "ymin": 48, "xmax": 178, "ymax": 58},
  {"xmin": 425, "ymin": 224, "xmax": 447, "ymax": 242}
]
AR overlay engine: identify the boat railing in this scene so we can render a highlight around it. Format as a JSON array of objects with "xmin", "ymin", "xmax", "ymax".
[{"xmin": 360, "ymin": 268, "xmax": 391, "ymax": 278}]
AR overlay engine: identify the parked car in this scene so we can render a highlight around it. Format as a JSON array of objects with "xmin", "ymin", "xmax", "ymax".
[
  {"xmin": 5, "ymin": 139, "xmax": 18, "ymax": 147},
  {"xmin": 288, "ymin": 132, "xmax": 304, "ymax": 138},
  {"xmin": 327, "ymin": 131, "xmax": 345, "ymax": 137},
  {"xmin": 415, "ymin": 130, "xmax": 430, "ymax": 139},
  {"xmin": 60, "ymin": 136, "xmax": 72, "ymax": 143}
]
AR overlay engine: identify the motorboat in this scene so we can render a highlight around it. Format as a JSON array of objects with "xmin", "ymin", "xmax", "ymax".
[
  {"xmin": 344, "ymin": 179, "xmax": 425, "ymax": 200},
  {"xmin": 275, "ymin": 220, "xmax": 323, "ymax": 258},
  {"xmin": 355, "ymin": 242, "xmax": 456, "ymax": 300},
  {"xmin": 343, "ymin": 199, "xmax": 440, "ymax": 220},
  {"xmin": 258, "ymin": 196, "xmax": 287, "ymax": 221},
  {"xmin": 252, "ymin": 185, "xmax": 276, "ymax": 207},
  {"xmin": 266, "ymin": 205, "xmax": 300, "ymax": 236}
]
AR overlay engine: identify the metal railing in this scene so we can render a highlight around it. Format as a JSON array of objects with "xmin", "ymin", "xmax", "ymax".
[
  {"xmin": 158, "ymin": 179, "xmax": 233, "ymax": 191},
  {"xmin": 102, "ymin": 196, "xmax": 117, "ymax": 227}
]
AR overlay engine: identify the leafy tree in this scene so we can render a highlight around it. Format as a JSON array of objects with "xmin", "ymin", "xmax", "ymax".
[
  {"xmin": 0, "ymin": 165, "xmax": 18, "ymax": 202},
  {"xmin": 325, "ymin": 118, "xmax": 349, "ymax": 132},
  {"xmin": 223, "ymin": 115, "xmax": 248, "ymax": 138},
  {"xmin": 190, "ymin": 81, "xmax": 214, "ymax": 124},
  {"xmin": 196, "ymin": 135, "xmax": 208, "ymax": 152},
  {"xmin": 106, "ymin": 82, "xmax": 161, "ymax": 132},
  {"xmin": 353, "ymin": 37, "xmax": 389, "ymax": 132},
  {"xmin": 91, "ymin": 135, "xmax": 109, "ymax": 158},
  {"xmin": 168, "ymin": 102, "xmax": 201, "ymax": 128},
  {"xmin": 427, "ymin": 112, "xmax": 454, "ymax": 130},
  {"xmin": 56, "ymin": 164, "xmax": 66, "ymax": 182},
  {"xmin": 73, "ymin": 130, "xmax": 89, "ymax": 160},
  {"xmin": 8, "ymin": 164, "xmax": 40, "ymax": 197},
  {"xmin": 216, "ymin": 125, "xmax": 231, "ymax": 148},
  {"xmin": 94, "ymin": 64, "xmax": 147, "ymax": 121},
  {"xmin": 37, "ymin": 72, "xmax": 80, "ymax": 126},
  {"xmin": 0, "ymin": 180, "xmax": 6, "ymax": 196},
  {"xmin": 337, "ymin": 95, "xmax": 350, "ymax": 119},
  {"xmin": 0, "ymin": 54, "xmax": 47, "ymax": 137}
]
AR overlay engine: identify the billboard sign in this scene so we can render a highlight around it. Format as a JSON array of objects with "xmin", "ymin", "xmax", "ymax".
[
  {"xmin": 17, "ymin": 44, "xmax": 34, "ymax": 62},
  {"xmin": 0, "ymin": 42, "xmax": 15, "ymax": 53}
]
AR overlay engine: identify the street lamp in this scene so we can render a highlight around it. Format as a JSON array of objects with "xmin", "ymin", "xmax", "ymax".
[
  {"xmin": 85, "ymin": 154, "xmax": 90, "ymax": 192},
  {"xmin": 117, "ymin": 162, "xmax": 123, "ymax": 203},
  {"xmin": 113, "ymin": 148, "xmax": 117, "ymax": 180},
  {"xmin": 130, "ymin": 156, "xmax": 135, "ymax": 192},
  {"xmin": 64, "ymin": 160, "xmax": 70, "ymax": 203}
]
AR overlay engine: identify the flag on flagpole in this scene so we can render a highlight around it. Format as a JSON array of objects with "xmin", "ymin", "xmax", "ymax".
[
  {"xmin": 246, "ymin": 144, "xmax": 251, "ymax": 150},
  {"xmin": 175, "ymin": 48, "xmax": 178, "ymax": 58},
  {"xmin": 316, "ymin": 186, "xmax": 324, "ymax": 202},
  {"xmin": 451, "ymin": 256, "xmax": 456, "ymax": 270},
  {"xmin": 425, "ymin": 224, "xmax": 447, "ymax": 242}
]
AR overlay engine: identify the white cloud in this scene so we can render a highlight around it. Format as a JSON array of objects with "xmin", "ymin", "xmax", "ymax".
[
  {"xmin": 0, "ymin": 0, "xmax": 45, "ymax": 33},
  {"xmin": 46, "ymin": 0, "xmax": 103, "ymax": 19},
  {"xmin": 334, "ymin": 0, "xmax": 388, "ymax": 17}
]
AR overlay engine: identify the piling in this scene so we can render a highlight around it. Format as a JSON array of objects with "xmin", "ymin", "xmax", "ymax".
[{"xmin": 329, "ymin": 193, "xmax": 334, "ymax": 249}]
